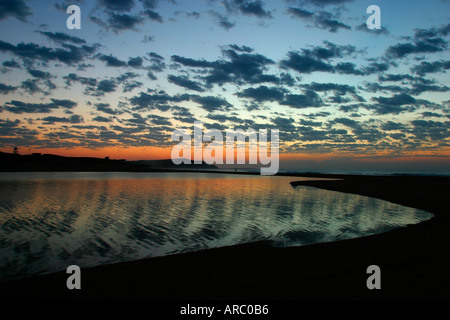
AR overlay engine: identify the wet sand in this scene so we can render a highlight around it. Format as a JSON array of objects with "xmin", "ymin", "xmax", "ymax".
[{"xmin": 0, "ymin": 174, "xmax": 449, "ymax": 300}]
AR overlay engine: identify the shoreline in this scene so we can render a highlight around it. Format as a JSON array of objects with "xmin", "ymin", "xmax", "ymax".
[{"xmin": 0, "ymin": 173, "xmax": 449, "ymax": 299}]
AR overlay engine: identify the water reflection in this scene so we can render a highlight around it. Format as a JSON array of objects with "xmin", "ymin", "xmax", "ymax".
[{"xmin": 0, "ymin": 172, "xmax": 432, "ymax": 282}]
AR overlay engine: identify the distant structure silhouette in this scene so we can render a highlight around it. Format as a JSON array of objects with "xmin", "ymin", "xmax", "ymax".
[{"xmin": 13, "ymin": 147, "xmax": 19, "ymax": 155}]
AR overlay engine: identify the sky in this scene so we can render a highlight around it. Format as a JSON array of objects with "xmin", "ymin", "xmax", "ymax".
[{"xmin": 0, "ymin": 0, "xmax": 449, "ymax": 172}]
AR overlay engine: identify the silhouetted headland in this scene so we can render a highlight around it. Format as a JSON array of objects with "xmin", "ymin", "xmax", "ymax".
[{"xmin": 0, "ymin": 151, "xmax": 217, "ymax": 172}]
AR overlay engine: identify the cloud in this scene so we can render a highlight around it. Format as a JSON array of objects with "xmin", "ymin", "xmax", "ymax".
[
  {"xmin": 223, "ymin": 0, "xmax": 272, "ymax": 18},
  {"xmin": 3, "ymin": 99, "xmax": 77, "ymax": 114},
  {"xmin": 286, "ymin": 7, "xmax": 314, "ymax": 19},
  {"xmin": 208, "ymin": 10, "xmax": 235, "ymax": 30},
  {"xmin": 314, "ymin": 13, "xmax": 351, "ymax": 32},
  {"xmin": 167, "ymin": 75, "xmax": 204, "ymax": 92},
  {"xmin": 127, "ymin": 56, "xmax": 144, "ymax": 68},
  {"xmin": 38, "ymin": 31, "xmax": 86, "ymax": 45},
  {"xmin": 172, "ymin": 48, "xmax": 276, "ymax": 86},
  {"xmin": 95, "ymin": 103, "xmax": 123, "ymax": 115},
  {"xmin": 280, "ymin": 90, "xmax": 323, "ymax": 109},
  {"xmin": 386, "ymin": 26, "xmax": 448, "ymax": 58},
  {"xmin": 369, "ymin": 93, "xmax": 419, "ymax": 115},
  {"xmin": 129, "ymin": 90, "xmax": 189, "ymax": 111},
  {"xmin": 301, "ymin": 0, "xmax": 355, "ymax": 6},
  {"xmin": 0, "ymin": 40, "xmax": 98, "ymax": 66},
  {"xmin": 99, "ymin": 0, "xmax": 136, "ymax": 12},
  {"xmin": 287, "ymin": 7, "xmax": 351, "ymax": 32},
  {"xmin": 91, "ymin": 13, "xmax": 144, "ymax": 33},
  {"xmin": 237, "ymin": 85, "xmax": 323, "ymax": 108},
  {"xmin": 92, "ymin": 116, "xmax": 113, "ymax": 123},
  {"xmin": 0, "ymin": 83, "xmax": 18, "ymax": 94},
  {"xmin": 41, "ymin": 115, "xmax": 84, "ymax": 124},
  {"xmin": 27, "ymin": 69, "xmax": 51, "ymax": 79},
  {"xmin": 143, "ymin": 9, "xmax": 163, "ymax": 22},
  {"xmin": 280, "ymin": 41, "xmax": 359, "ymax": 74},
  {"xmin": 98, "ymin": 54, "xmax": 128, "ymax": 67},
  {"xmin": 280, "ymin": 51, "xmax": 333, "ymax": 74},
  {"xmin": 373, "ymin": 93, "xmax": 417, "ymax": 106},
  {"xmin": 2, "ymin": 59, "xmax": 20, "ymax": 68},
  {"xmin": 237, "ymin": 85, "xmax": 285, "ymax": 102},
  {"xmin": 356, "ymin": 23, "xmax": 389, "ymax": 35},
  {"xmin": 0, "ymin": 0, "xmax": 32, "ymax": 22},
  {"xmin": 63, "ymin": 73, "xmax": 97, "ymax": 87},
  {"xmin": 411, "ymin": 60, "xmax": 450, "ymax": 76},
  {"xmin": 190, "ymin": 95, "xmax": 233, "ymax": 112},
  {"xmin": 96, "ymin": 79, "xmax": 117, "ymax": 94}
]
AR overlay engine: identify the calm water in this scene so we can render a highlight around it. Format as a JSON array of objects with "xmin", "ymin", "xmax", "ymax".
[{"xmin": 0, "ymin": 172, "xmax": 432, "ymax": 282}]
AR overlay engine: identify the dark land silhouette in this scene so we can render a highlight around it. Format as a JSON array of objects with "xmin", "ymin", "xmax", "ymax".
[{"xmin": 0, "ymin": 151, "xmax": 217, "ymax": 172}]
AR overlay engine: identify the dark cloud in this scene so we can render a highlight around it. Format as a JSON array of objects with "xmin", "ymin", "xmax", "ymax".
[
  {"xmin": 95, "ymin": 103, "xmax": 123, "ymax": 115},
  {"xmin": 63, "ymin": 73, "xmax": 97, "ymax": 87},
  {"xmin": 361, "ymin": 61, "xmax": 390, "ymax": 75},
  {"xmin": 172, "ymin": 48, "xmax": 276, "ymax": 86},
  {"xmin": 280, "ymin": 90, "xmax": 323, "ymax": 109},
  {"xmin": 237, "ymin": 85, "xmax": 285, "ymax": 102},
  {"xmin": 143, "ymin": 9, "xmax": 163, "ymax": 22},
  {"xmin": 378, "ymin": 74, "xmax": 415, "ymax": 82},
  {"xmin": 171, "ymin": 55, "xmax": 215, "ymax": 68},
  {"xmin": 2, "ymin": 59, "xmax": 20, "ymax": 68},
  {"xmin": 287, "ymin": 7, "xmax": 351, "ymax": 33},
  {"xmin": 148, "ymin": 52, "xmax": 164, "ymax": 60},
  {"xmin": 237, "ymin": 85, "xmax": 323, "ymax": 108},
  {"xmin": 129, "ymin": 90, "xmax": 189, "ymax": 111},
  {"xmin": 0, "ymin": 83, "xmax": 18, "ymax": 94},
  {"xmin": 303, "ymin": 82, "xmax": 356, "ymax": 94},
  {"xmin": 92, "ymin": 116, "xmax": 113, "ymax": 123},
  {"xmin": 127, "ymin": 56, "xmax": 144, "ymax": 68},
  {"xmin": 91, "ymin": 13, "xmax": 144, "ymax": 33},
  {"xmin": 373, "ymin": 93, "xmax": 417, "ymax": 106},
  {"xmin": 27, "ymin": 69, "xmax": 51, "ymax": 79},
  {"xmin": 411, "ymin": 60, "xmax": 450, "ymax": 76},
  {"xmin": 96, "ymin": 79, "xmax": 117, "ymax": 94},
  {"xmin": 301, "ymin": 0, "xmax": 355, "ymax": 6},
  {"xmin": 98, "ymin": 54, "xmax": 127, "ymax": 67},
  {"xmin": 369, "ymin": 93, "xmax": 418, "ymax": 115},
  {"xmin": 3, "ymin": 99, "xmax": 77, "ymax": 114},
  {"xmin": 380, "ymin": 121, "xmax": 406, "ymax": 131},
  {"xmin": 38, "ymin": 31, "xmax": 86, "ymax": 45},
  {"xmin": 314, "ymin": 13, "xmax": 351, "ymax": 33},
  {"xmin": 386, "ymin": 26, "xmax": 448, "ymax": 58},
  {"xmin": 286, "ymin": 7, "xmax": 314, "ymax": 19},
  {"xmin": 190, "ymin": 95, "xmax": 233, "ymax": 112},
  {"xmin": 280, "ymin": 41, "xmax": 359, "ymax": 74},
  {"xmin": 335, "ymin": 62, "xmax": 363, "ymax": 75},
  {"xmin": 20, "ymin": 79, "xmax": 41, "ymax": 95},
  {"xmin": 410, "ymin": 120, "xmax": 450, "ymax": 141},
  {"xmin": 41, "ymin": 115, "xmax": 84, "ymax": 124},
  {"xmin": 99, "ymin": 0, "xmax": 136, "ymax": 12},
  {"xmin": 139, "ymin": 0, "xmax": 159, "ymax": 9},
  {"xmin": 0, "ymin": 40, "xmax": 98, "ymax": 66},
  {"xmin": 167, "ymin": 75, "xmax": 204, "ymax": 92},
  {"xmin": 208, "ymin": 10, "xmax": 235, "ymax": 30},
  {"xmin": 227, "ymin": 44, "xmax": 254, "ymax": 53},
  {"xmin": 0, "ymin": 0, "xmax": 32, "ymax": 22},
  {"xmin": 280, "ymin": 51, "xmax": 333, "ymax": 74},
  {"xmin": 356, "ymin": 23, "xmax": 389, "ymax": 35},
  {"xmin": 148, "ymin": 114, "xmax": 172, "ymax": 126},
  {"xmin": 223, "ymin": 0, "xmax": 272, "ymax": 18}
]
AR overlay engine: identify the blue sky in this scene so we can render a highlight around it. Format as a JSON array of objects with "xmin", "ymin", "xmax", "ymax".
[{"xmin": 0, "ymin": 0, "xmax": 449, "ymax": 171}]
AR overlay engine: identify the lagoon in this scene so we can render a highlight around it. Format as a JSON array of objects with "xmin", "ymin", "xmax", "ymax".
[{"xmin": 0, "ymin": 172, "xmax": 432, "ymax": 282}]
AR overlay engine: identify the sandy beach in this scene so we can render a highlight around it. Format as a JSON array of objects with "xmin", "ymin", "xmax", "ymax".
[{"xmin": 0, "ymin": 173, "xmax": 449, "ymax": 300}]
